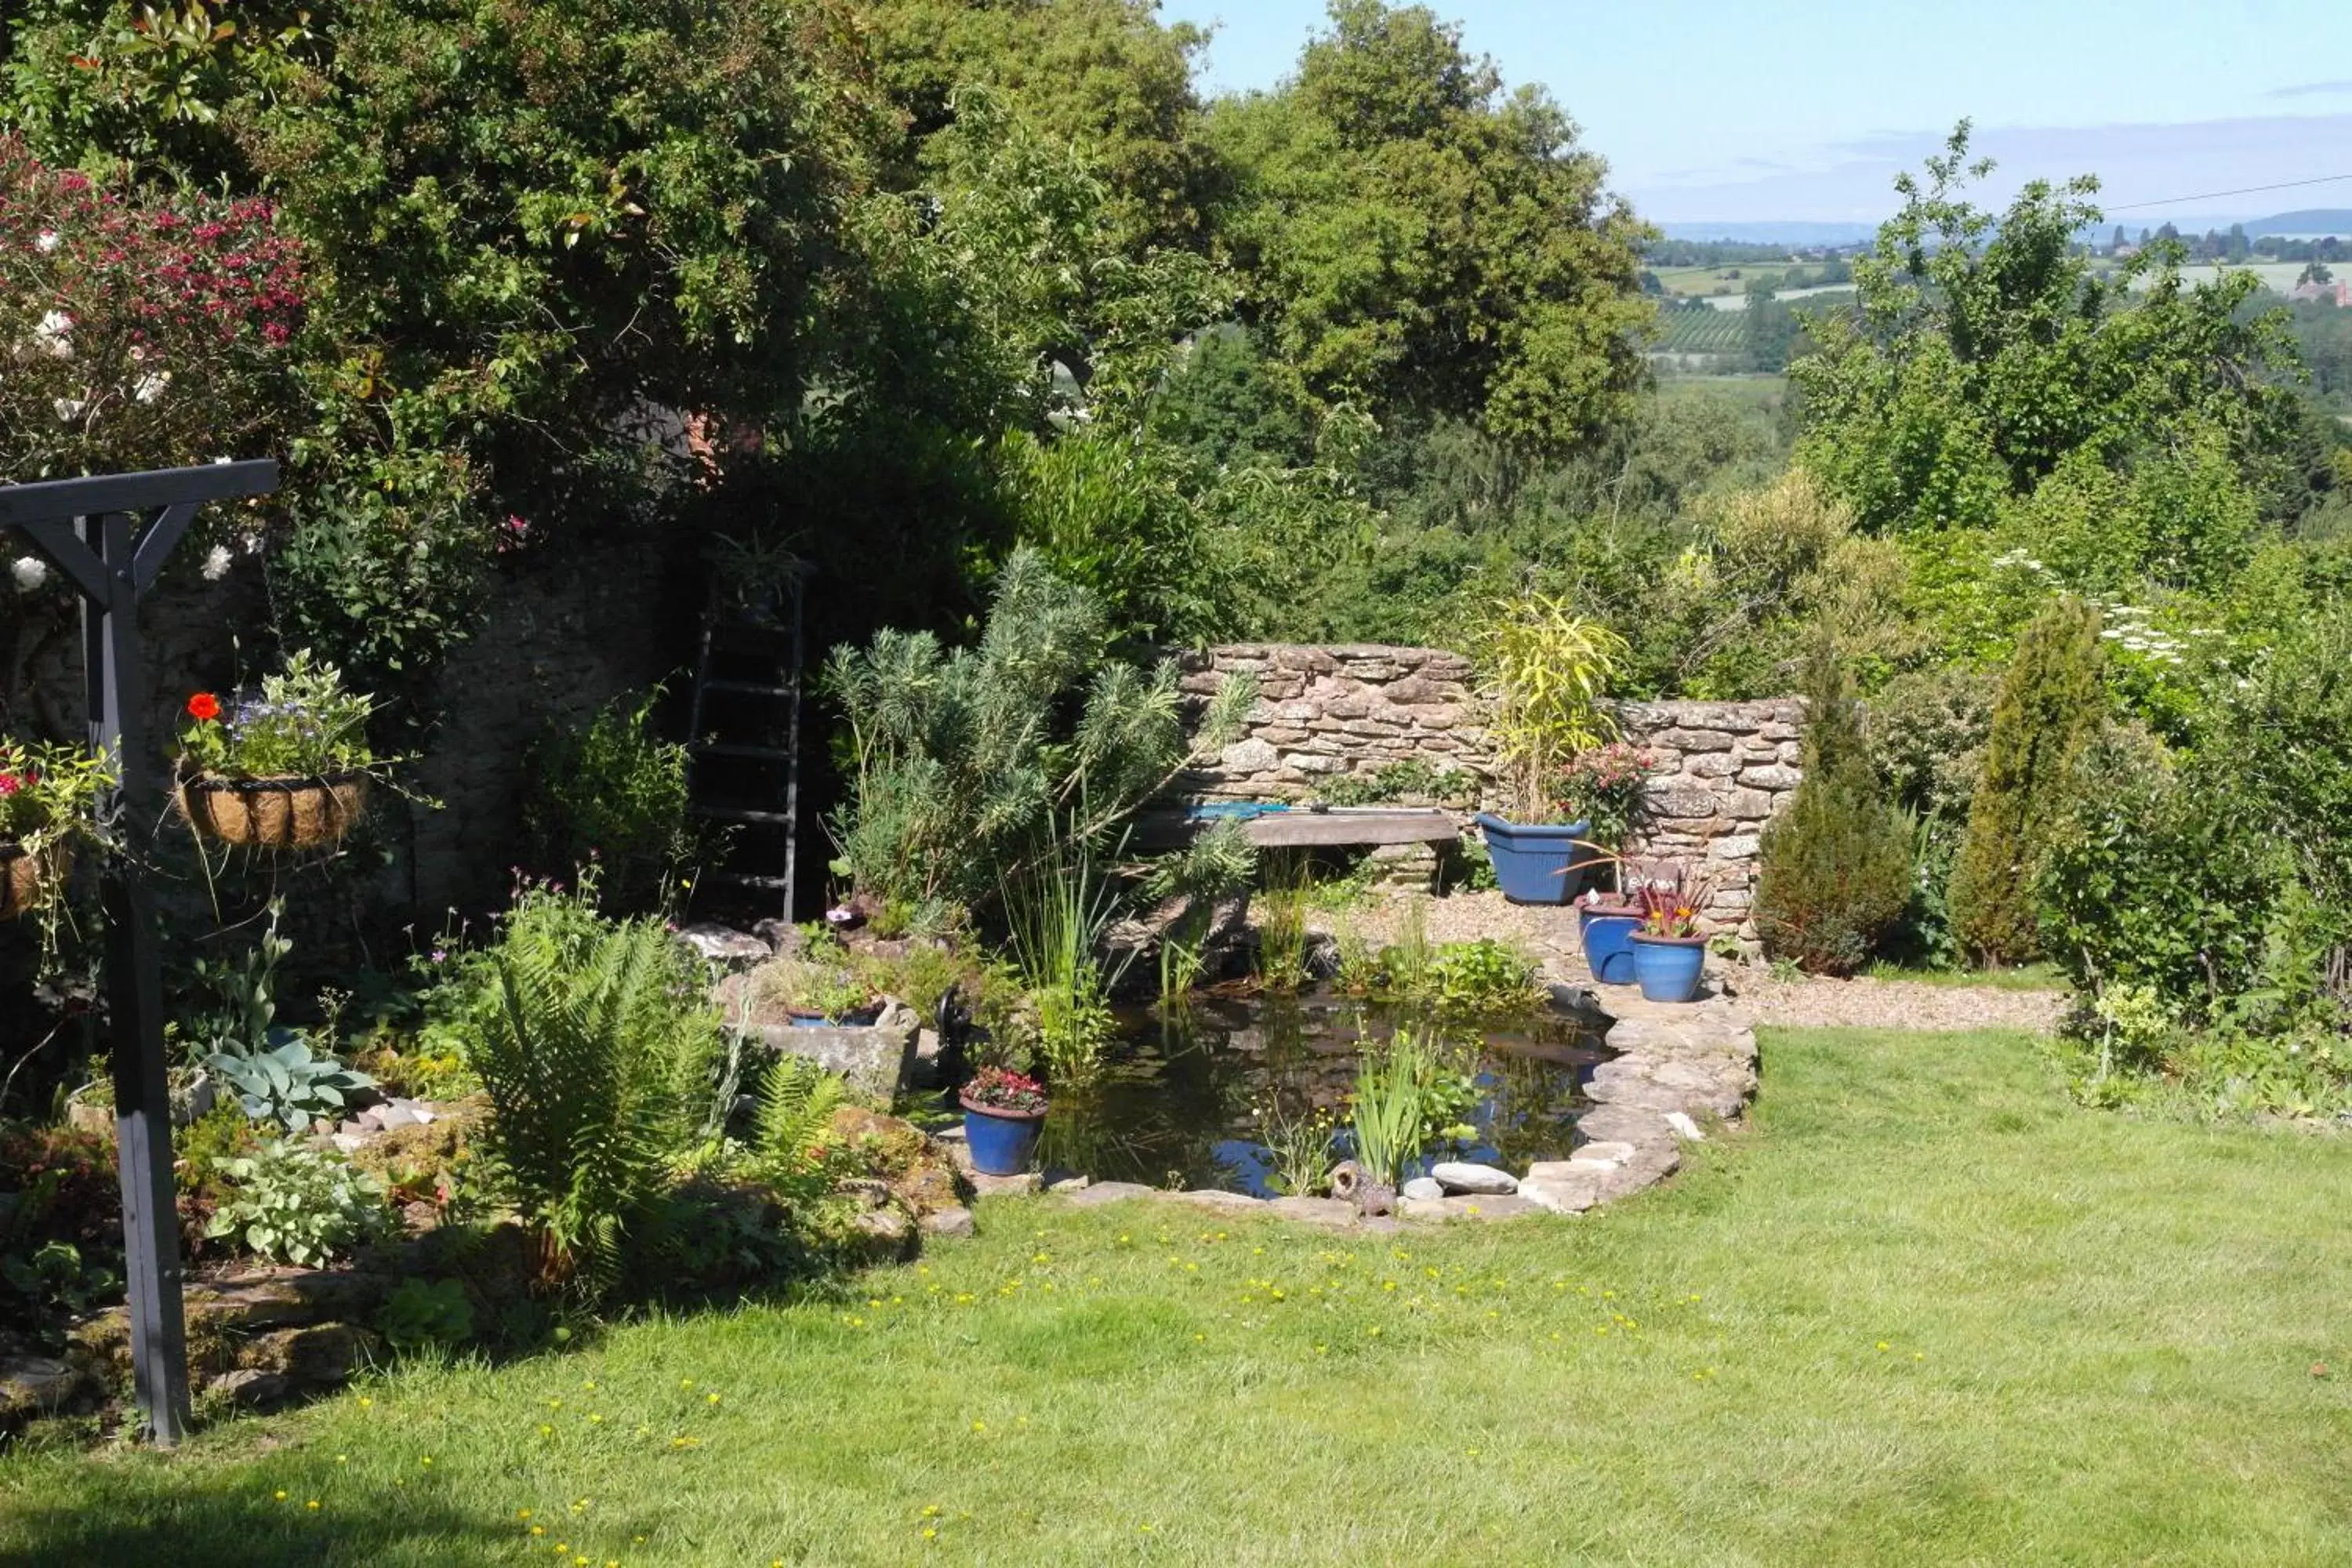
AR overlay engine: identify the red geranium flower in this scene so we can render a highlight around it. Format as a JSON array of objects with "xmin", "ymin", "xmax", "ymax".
[{"xmin": 185, "ymin": 692, "xmax": 220, "ymax": 722}]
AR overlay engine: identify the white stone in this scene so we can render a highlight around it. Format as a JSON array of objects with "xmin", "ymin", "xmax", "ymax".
[
  {"xmin": 1401, "ymin": 1176, "xmax": 1445, "ymax": 1202},
  {"xmin": 1429, "ymin": 1160, "xmax": 1517, "ymax": 1196},
  {"xmin": 1664, "ymin": 1111, "xmax": 1706, "ymax": 1142}
]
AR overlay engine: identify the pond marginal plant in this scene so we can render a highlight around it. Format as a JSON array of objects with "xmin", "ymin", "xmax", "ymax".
[
  {"xmin": 1346, "ymin": 1024, "xmax": 1476, "ymax": 1189},
  {"xmin": 1001, "ymin": 827, "xmax": 1127, "ymax": 1084}
]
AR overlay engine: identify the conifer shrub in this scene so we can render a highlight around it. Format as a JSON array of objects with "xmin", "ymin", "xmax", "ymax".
[
  {"xmin": 1753, "ymin": 641, "xmax": 1911, "ymax": 975},
  {"xmin": 1949, "ymin": 597, "xmax": 2107, "ymax": 964}
]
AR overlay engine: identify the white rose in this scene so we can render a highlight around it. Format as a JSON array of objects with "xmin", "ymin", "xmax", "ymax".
[
  {"xmin": 31, "ymin": 310, "xmax": 73, "ymax": 361},
  {"xmin": 201, "ymin": 544, "xmax": 234, "ymax": 582},
  {"xmin": 53, "ymin": 396, "xmax": 85, "ymax": 424},
  {"xmin": 35, "ymin": 230, "xmax": 60, "ymax": 254},
  {"xmin": 10, "ymin": 557, "xmax": 49, "ymax": 593},
  {"xmin": 133, "ymin": 371, "xmax": 170, "ymax": 405}
]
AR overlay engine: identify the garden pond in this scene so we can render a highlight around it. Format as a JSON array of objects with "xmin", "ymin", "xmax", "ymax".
[{"xmin": 1016, "ymin": 989, "xmax": 1614, "ymax": 1196}]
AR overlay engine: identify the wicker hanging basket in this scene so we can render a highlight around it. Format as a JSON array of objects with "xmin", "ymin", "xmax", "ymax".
[
  {"xmin": 173, "ymin": 772, "xmax": 371, "ymax": 850},
  {"xmin": 0, "ymin": 841, "xmax": 70, "ymax": 921}
]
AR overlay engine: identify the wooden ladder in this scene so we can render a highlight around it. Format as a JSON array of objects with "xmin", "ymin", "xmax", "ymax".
[{"xmin": 684, "ymin": 571, "xmax": 807, "ymax": 920}]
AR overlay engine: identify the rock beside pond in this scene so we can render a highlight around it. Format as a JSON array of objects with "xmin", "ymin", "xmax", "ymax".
[
  {"xmin": 1399, "ymin": 1193, "xmax": 1539, "ymax": 1221},
  {"xmin": 673, "ymin": 922, "xmax": 772, "ymax": 969},
  {"xmin": 1401, "ymin": 1176, "xmax": 1445, "ymax": 1202},
  {"xmin": 1430, "ymin": 1161, "xmax": 1518, "ymax": 1196}
]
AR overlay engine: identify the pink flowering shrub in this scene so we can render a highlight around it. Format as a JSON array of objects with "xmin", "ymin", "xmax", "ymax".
[
  {"xmin": 1552, "ymin": 742, "xmax": 1660, "ymax": 845},
  {"xmin": 0, "ymin": 135, "xmax": 305, "ymax": 482}
]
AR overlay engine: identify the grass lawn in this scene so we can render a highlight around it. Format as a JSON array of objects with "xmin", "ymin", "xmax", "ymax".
[
  {"xmin": 5, "ymin": 1025, "xmax": 2348, "ymax": 1566},
  {"xmin": 1861, "ymin": 959, "xmax": 2068, "ymax": 992}
]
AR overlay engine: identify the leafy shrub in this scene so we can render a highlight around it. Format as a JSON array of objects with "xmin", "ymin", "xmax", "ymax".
[
  {"xmin": 523, "ymin": 688, "xmax": 703, "ymax": 913},
  {"xmin": 1468, "ymin": 591, "xmax": 1628, "ymax": 817},
  {"xmin": 1316, "ymin": 757, "xmax": 1477, "ymax": 809},
  {"xmin": 207, "ymin": 1036, "xmax": 376, "ymax": 1135},
  {"xmin": 1950, "ymin": 597, "xmax": 2107, "ymax": 963},
  {"xmin": 376, "ymin": 1277, "xmax": 474, "ymax": 1352},
  {"xmin": 205, "ymin": 1141, "xmax": 390, "ymax": 1269},
  {"xmin": 1552, "ymin": 742, "xmax": 1659, "ymax": 847},
  {"xmin": 1755, "ymin": 642, "xmax": 1911, "ymax": 974},
  {"xmin": 826, "ymin": 548, "xmax": 1254, "ymax": 909},
  {"xmin": 456, "ymin": 887, "xmax": 724, "ymax": 1300},
  {"xmin": 0, "ymin": 1123, "xmax": 125, "ymax": 1339}
]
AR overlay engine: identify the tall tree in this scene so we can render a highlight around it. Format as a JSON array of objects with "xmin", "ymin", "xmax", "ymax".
[{"xmin": 1205, "ymin": 0, "xmax": 1652, "ymax": 454}]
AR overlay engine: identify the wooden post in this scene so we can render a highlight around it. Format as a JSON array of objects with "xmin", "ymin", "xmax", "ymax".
[{"xmin": 0, "ymin": 460, "xmax": 277, "ymax": 1446}]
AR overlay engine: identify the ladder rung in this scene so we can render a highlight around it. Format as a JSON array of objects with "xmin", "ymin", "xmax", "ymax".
[
  {"xmin": 693, "ymin": 805, "xmax": 795, "ymax": 824},
  {"xmin": 702, "ymin": 680, "xmax": 794, "ymax": 697},
  {"xmin": 691, "ymin": 742, "xmax": 793, "ymax": 760}
]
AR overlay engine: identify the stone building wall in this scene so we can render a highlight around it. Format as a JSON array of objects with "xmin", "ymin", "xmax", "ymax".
[{"xmin": 1178, "ymin": 644, "xmax": 1803, "ymax": 943}]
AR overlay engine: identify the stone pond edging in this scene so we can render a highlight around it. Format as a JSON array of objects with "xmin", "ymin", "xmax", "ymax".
[{"xmin": 1027, "ymin": 969, "xmax": 1760, "ymax": 1230}]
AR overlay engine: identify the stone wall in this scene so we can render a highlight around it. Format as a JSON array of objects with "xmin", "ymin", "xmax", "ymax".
[
  {"xmin": 1614, "ymin": 699, "xmax": 1805, "ymax": 944},
  {"xmin": 1174, "ymin": 644, "xmax": 1489, "ymax": 801},
  {"xmin": 1178, "ymin": 644, "xmax": 1803, "ymax": 943}
]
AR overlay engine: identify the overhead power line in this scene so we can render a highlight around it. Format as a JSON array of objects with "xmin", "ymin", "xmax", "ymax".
[{"xmin": 2105, "ymin": 171, "xmax": 2352, "ymax": 214}]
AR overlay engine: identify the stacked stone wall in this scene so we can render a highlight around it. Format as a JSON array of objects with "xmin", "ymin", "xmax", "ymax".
[{"xmin": 1178, "ymin": 645, "xmax": 1803, "ymax": 945}]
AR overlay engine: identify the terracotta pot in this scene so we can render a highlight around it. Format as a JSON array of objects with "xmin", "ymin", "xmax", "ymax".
[
  {"xmin": 174, "ymin": 771, "xmax": 370, "ymax": 849},
  {"xmin": 0, "ymin": 840, "xmax": 69, "ymax": 921}
]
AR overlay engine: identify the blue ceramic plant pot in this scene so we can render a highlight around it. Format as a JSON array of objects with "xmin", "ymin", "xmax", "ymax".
[
  {"xmin": 961, "ymin": 1099, "xmax": 1045, "ymax": 1176},
  {"xmin": 1628, "ymin": 932, "xmax": 1707, "ymax": 1004},
  {"xmin": 1475, "ymin": 814, "xmax": 1599, "ymax": 906},
  {"xmin": 1578, "ymin": 909, "xmax": 1642, "ymax": 985}
]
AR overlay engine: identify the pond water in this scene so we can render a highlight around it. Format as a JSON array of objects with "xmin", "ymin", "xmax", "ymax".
[{"xmin": 1030, "ymin": 989, "xmax": 1614, "ymax": 1196}]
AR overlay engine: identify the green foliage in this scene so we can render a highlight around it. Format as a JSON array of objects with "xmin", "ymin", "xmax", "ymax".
[
  {"xmin": 1001, "ymin": 837, "xmax": 1123, "ymax": 1083},
  {"xmin": 1345, "ymin": 1023, "xmax": 1475, "ymax": 1187},
  {"xmin": 204, "ymin": 1140, "xmax": 390, "ymax": 1269},
  {"xmin": 748, "ymin": 1057, "xmax": 849, "ymax": 1197},
  {"xmin": 1206, "ymin": 1, "xmax": 1652, "ymax": 451},
  {"xmin": 1424, "ymin": 939, "xmax": 1547, "ymax": 1018},
  {"xmin": 1950, "ymin": 597, "xmax": 2107, "ymax": 964},
  {"xmin": 456, "ymin": 887, "xmax": 724, "ymax": 1300},
  {"xmin": 1754, "ymin": 641, "xmax": 1911, "ymax": 975},
  {"xmin": 376, "ymin": 1277, "xmax": 474, "ymax": 1352},
  {"xmin": 826, "ymin": 548, "xmax": 1252, "ymax": 909},
  {"xmin": 523, "ymin": 689, "xmax": 702, "ymax": 914},
  {"xmin": 1248, "ymin": 1091, "xmax": 1338, "ymax": 1198},
  {"xmin": 1792, "ymin": 124, "xmax": 2299, "ymax": 594},
  {"xmin": 175, "ymin": 651, "xmax": 376, "ymax": 779},
  {"xmin": 1469, "ymin": 591, "xmax": 1628, "ymax": 816},
  {"xmin": 0, "ymin": 738, "xmax": 109, "ymax": 870},
  {"xmin": 1316, "ymin": 757, "xmax": 1478, "ymax": 809},
  {"xmin": 0, "ymin": 1123, "xmax": 125, "ymax": 1340},
  {"xmin": 207, "ymin": 1036, "xmax": 376, "ymax": 1136}
]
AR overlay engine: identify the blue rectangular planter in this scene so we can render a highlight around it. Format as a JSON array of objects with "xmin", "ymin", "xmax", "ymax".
[{"xmin": 1475, "ymin": 814, "xmax": 1599, "ymax": 906}]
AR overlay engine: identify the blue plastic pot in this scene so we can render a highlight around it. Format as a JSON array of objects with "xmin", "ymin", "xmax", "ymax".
[
  {"xmin": 1475, "ymin": 814, "xmax": 1599, "ymax": 906},
  {"xmin": 961, "ymin": 1099, "xmax": 1046, "ymax": 1176},
  {"xmin": 1629, "ymin": 932, "xmax": 1707, "ymax": 1004},
  {"xmin": 1578, "ymin": 909, "xmax": 1642, "ymax": 985}
]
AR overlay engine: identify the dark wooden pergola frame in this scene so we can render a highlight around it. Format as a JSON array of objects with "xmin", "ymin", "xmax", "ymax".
[{"xmin": 2, "ymin": 459, "xmax": 279, "ymax": 1446}]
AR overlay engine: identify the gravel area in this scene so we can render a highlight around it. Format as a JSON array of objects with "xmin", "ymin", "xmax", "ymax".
[{"xmin": 1307, "ymin": 890, "xmax": 2069, "ymax": 1034}]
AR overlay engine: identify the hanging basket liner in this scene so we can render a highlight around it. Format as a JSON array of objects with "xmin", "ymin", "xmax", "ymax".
[
  {"xmin": 0, "ymin": 840, "xmax": 70, "ymax": 922},
  {"xmin": 173, "ymin": 771, "xmax": 370, "ymax": 849}
]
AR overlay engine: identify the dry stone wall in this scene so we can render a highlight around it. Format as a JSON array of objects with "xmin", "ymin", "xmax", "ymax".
[{"xmin": 1178, "ymin": 645, "xmax": 1802, "ymax": 944}]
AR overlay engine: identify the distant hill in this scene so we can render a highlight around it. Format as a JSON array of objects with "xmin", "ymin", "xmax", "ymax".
[
  {"xmin": 1655, "ymin": 221, "xmax": 1877, "ymax": 246},
  {"xmin": 2247, "ymin": 209, "xmax": 2352, "ymax": 238}
]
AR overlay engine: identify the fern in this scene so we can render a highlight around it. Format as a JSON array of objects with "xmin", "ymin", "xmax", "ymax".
[
  {"xmin": 460, "ymin": 890, "xmax": 721, "ymax": 1301},
  {"xmin": 752, "ymin": 1057, "xmax": 846, "ymax": 1190}
]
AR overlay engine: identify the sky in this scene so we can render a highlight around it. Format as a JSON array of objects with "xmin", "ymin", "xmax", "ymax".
[{"xmin": 1156, "ymin": 0, "xmax": 2352, "ymax": 229}]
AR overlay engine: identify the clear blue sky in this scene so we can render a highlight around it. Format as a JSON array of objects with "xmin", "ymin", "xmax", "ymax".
[{"xmin": 1157, "ymin": 0, "xmax": 2352, "ymax": 227}]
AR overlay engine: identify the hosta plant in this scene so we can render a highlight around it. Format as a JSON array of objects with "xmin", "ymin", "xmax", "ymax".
[
  {"xmin": 208, "ymin": 1036, "xmax": 376, "ymax": 1134},
  {"xmin": 205, "ymin": 1141, "xmax": 390, "ymax": 1269}
]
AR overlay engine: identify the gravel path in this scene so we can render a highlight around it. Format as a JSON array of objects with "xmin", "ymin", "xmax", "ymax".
[{"xmin": 1308, "ymin": 891, "xmax": 2068, "ymax": 1035}]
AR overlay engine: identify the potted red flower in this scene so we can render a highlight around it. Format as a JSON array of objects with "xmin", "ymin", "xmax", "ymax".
[
  {"xmin": 959, "ymin": 1065, "xmax": 1048, "ymax": 1176},
  {"xmin": 1627, "ymin": 867, "xmax": 1712, "ymax": 1004},
  {"xmin": 0, "ymin": 740, "xmax": 107, "ymax": 920},
  {"xmin": 173, "ymin": 651, "xmax": 379, "ymax": 849}
]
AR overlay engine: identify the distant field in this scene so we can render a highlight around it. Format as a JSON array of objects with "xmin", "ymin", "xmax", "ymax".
[
  {"xmin": 1654, "ymin": 373, "xmax": 1790, "ymax": 411},
  {"xmin": 1650, "ymin": 308, "xmax": 1747, "ymax": 354}
]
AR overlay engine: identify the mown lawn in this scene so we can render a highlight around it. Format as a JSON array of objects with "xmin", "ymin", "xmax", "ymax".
[{"xmin": 5, "ymin": 1026, "xmax": 2348, "ymax": 1566}]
